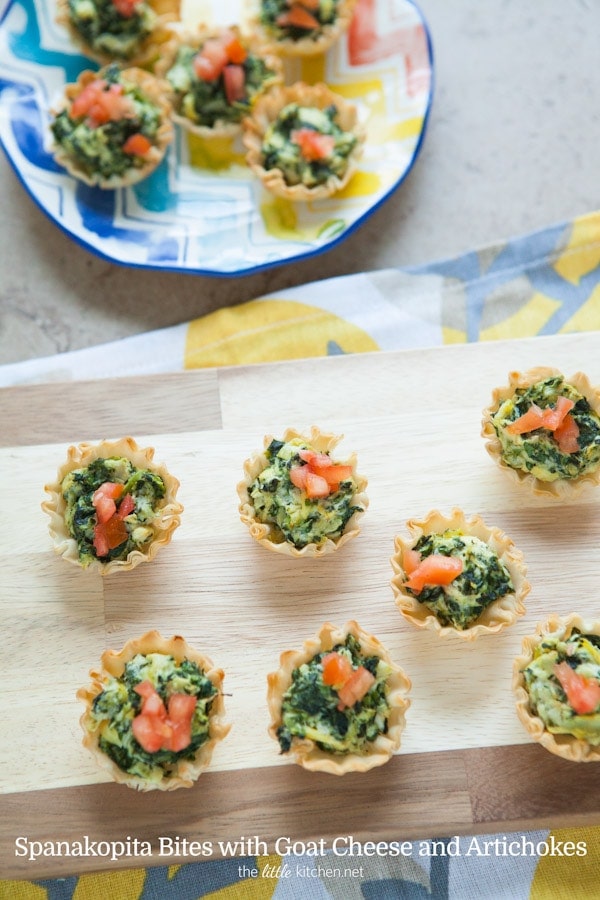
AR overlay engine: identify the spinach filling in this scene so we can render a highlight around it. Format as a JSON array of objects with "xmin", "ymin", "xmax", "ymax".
[
  {"xmin": 61, "ymin": 455, "xmax": 166, "ymax": 566},
  {"xmin": 260, "ymin": 103, "xmax": 357, "ymax": 188},
  {"xmin": 51, "ymin": 65, "xmax": 162, "ymax": 180},
  {"xmin": 249, "ymin": 438, "xmax": 361, "ymax": 549},
  {"xmin": 261, "ymin": 0, "xmax": 338, "ymax": 41},
  {"xmin": 406, "ymin": 530, "xmax": 513, "ymax": 630},
  {"xmin": 277, "ymin": 635, "xmax": 391, "ymax": 755},
  {"xmin": 90, "ymin": 653, "xmax": 217, "ymax": 781},
  {"xmin": 491, "ymin": 375, "xmax": 600, "ymax": 481},
  {"xmin": 166, "ymin": 46, "xmax": 279, "ymax": 128},
  {"xmin": 67, "ymin": 0, "xmax": 157, "ymax": 59},
  {"xmin": 522, "ymin": 630, "xmax": 600, "ymax": 744}
]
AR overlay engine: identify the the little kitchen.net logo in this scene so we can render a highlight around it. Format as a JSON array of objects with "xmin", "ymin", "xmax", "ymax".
[{"xmin": 14, "ymin": 833, "xmax": 588, "ymax": 865}]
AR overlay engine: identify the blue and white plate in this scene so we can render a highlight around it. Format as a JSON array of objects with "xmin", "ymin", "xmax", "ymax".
[{"xmin": 0, "ymin": 0, "xmax": 433, "ymax": 275}]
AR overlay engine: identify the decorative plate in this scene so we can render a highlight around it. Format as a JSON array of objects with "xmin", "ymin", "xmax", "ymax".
[{"xmin": 0, "ymin": 0, "xmax": 433, "ymax": 275}]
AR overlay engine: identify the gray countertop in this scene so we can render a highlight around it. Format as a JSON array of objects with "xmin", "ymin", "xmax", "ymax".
[{"xmin": 2, "ymin": 0, "xmax": 599, "ymax": 366}]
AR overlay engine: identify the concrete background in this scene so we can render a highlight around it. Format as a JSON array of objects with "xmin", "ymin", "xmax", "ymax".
[{"xmin": 1, "ymin": 0, "xmax": 599, "ymax": 364}]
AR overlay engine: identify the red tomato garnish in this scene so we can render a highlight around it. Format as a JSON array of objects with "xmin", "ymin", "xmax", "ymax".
[
  {"xmin": 321, "ymin": 652, "xmax": 354, "ymax": 688},
  {"xmin": 336, "ymin": 666, "xmax": 376, "ymax": 711},
  {"xmin": 223, "ymin": 64, "xmax": 246, "ymax": 104},
  {"xmin": 291, "ymin": 128, "xmax": 335, "ymax": 161},
  {"xmin": 507, "ymin": 396, "xmax": 575, "ymax": 436},
  {"xmin": 310, "ymin": 463, "xmax": 353, "ymax": 487},
  {"xmin": 299, "ymin": 449, "xmax": 331, "ymax": 468},
  {"xmin": 553, "ymin": 413, "xmax": 580, "ymax": 453},
  {"xmin": 93, "ymin": 494, "xmax": 117, "ymax": 524},
  {"xmin": 554, "ymin": 661, "xmax": 600, "ymax": 715},
  {"xmin": 70, "ymin": 80, "xmax": 135, "ymax": 127},
  {"xmin": 305, "ymin": 471, "xmax": 330, "ymax": 498},
  {"xmin": 404, "ymin": 554, "xmax": 463, "ymax": 594},
  {"xmin": 277, "ymin": 4, "xmax": 320, "ymax": 28},
  {"xmin": 122, "ymin": 133, "xmax": 152, "ymax": 156},
  {"xmin": 117, "ymin": 493, "xmax": 136, "ymax": 518},
  {"xmin": 201, "ymin": 38, "xmax": 229, "ymax": 73},
  {"xmin": 112, "ymin": 0, "xmax": 141, "ymax": 16},
  {"xmin": 224, "ymin": 35, "xmax": 247, "ymax": 64},
  {"xmin": 92, "ymin": 525, "xmax": 109, "ymax": 558},
  {"xmin": 95, "ymin": 482, "xmax": 124, "ymax": 500},
  {"xmin": 102, "ymin": 515, "xmax": 129, "ymax": 549},
  {"xmin": 289, "ymin": 465, "xmax": 308, "ymax": 490},
  {"xmin": 132, "ymin": 686, "xmax": 197, "ymax": 753},
  {"xmin": 403, "ymin": 547, "xmax": 422, "ymax": 575}
]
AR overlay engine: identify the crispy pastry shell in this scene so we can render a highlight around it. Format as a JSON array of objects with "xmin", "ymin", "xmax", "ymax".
[
  {"xmin": 390, "ymin": 508, "xmax": 529, "ymax": 640},
  {"xmin": 42, "ymin": 436, "xmax": 183, "ymax": 575},
  {"xmin": 481, "ymin": 366, "xmax": 600, "ymax": 499},
  {"xmin": 253, "ymin": 0, "xmax": 358, "ymax": 57},
  {"xmin": 267, "ymin": 620, "xmax": 411, "ymax": 774},
  {"xmin": 513, "ymin": 614, "xmax": 600, "ymax": 763},
  {"xmin": 56, "ymin": 0, "xmax": 180, "ymax": 68},
  {"xmin": 242, "ymin": 82, "xmax": 365, "ymax": 201},
  {"xmin": 155, "ymin": 25, "xmax": 283, "ymax": 139},
  {"xmin": 237, "ymin": 425, "xmax": 368, "ymax": 558},
  {"xmin": 78, "ymin": 631, "xmax": 230, "ymax": 790},
  {"xmin": 51, "ymin": 67, "xmax": 173, "ymax": 189}
]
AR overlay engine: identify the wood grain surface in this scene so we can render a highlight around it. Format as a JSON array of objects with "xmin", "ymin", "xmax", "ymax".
[{"xmin": 1, "ymin": 332, "xmax": 600, "ymax": 878}]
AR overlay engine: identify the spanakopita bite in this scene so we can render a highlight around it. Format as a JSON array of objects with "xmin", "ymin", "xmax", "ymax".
[
  {"xmin": 242, "ymin": 82, "xmax": 365, "ymax": 201},
  {"xmin": 481, "ymin": 367, "xmax": 600, "ymax": 499},
  {"xmin": 78, "ymin": 631, "xmax": 230, "ymax": 790},
  {"xmin": 156, "ymin": 25, "xmax": 283, "ymax": 139},
  {"xmin": 42, "ymin": 436, "xmax": 182, "ymax": 575},
  {"xmin": 50, "ymin": 64, "xmax": 173, "ymax": 189},
  {"xmin": 513, "ymin": 614, "xmax": 600, "ymax": 762},
  {"xmin": 267, "ymin": 621, "xmax": 411, "ymax": 774},
  {"xmin": 255, "ymin": 0, "xmax": 357, "ymax": 56},
  {"xmin": 390, "ymin": 508, "xmax": 529, "ymax": 640},
  {"xmin": 56, "ymin": 0, "xmax": 178, "ymax": 67},
  {"xmin": 237, "ymin": 426, "xmax": 368, "ymax": 557}
]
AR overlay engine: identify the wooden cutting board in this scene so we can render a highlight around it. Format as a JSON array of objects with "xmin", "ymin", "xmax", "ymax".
[{"xmin": 2, "ymin": 332, "xmax": 600, "ymax": 879}]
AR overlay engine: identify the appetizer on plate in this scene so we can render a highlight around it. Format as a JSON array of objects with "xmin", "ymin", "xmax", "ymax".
[
  {"xmin": 242, "ymin": 82, "xmax": 365, "ymax": 201},
  {"xmin": 481, "ymin": 367, "xmax": 600, "ymax": 499},
  {"xmin": 256, "ymin": 0, "xmax": 358, "ymax": 56},
  {"xmin": 42, "ymin": 436, "xmax": 182, "ymax": 575},
  {"xmin": 78, "ymin": 631, "xmax": 230, "ymax": 789},
  {"xmin": 50, "ymin": 64, "xmax": 173, "ymax": 189},
  {"xmin": 56, "ymin": 0, "xmax": 178, "ymax": 66},
  {"xmin": 390, "ymin": 508, "xmax": 529, "ymax": 640},
  {"xmin": 156, "ymin": 26, "xmax": 283, "ymax": 138},
  {"xmin": 513, "ymin": 614, "xmax": 600, "ymax": 762},
  {"xmin": 267, "ymin": 620, "xmax": 411, "ymax": 774},
  {"xmin": 237, "ymin": 425, "xmax": 368, "ymax": 557}
]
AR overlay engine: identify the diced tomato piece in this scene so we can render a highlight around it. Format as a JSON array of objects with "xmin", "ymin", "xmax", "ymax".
[
  {"xmin": 93, "ymin": 525, "xmax": 110, "ymax": 557},
  {"xmin": 134, "ymin": 681, "xmax": 158, "ymax": 699},
  {"xmin": 122, "ymin": 133, "xmax": 152, "ymax": 156},
  {"xmin": 102, "ymin": 514, "xmax": 129, "ymax": 550},
  {"xmin": 223, "ymin": 64, "xmax": 246, "ymax": 105},
  {"xmin": 305, "ymin": 471, "xmax": 330, "ymax": 499},
  {"xmin": 554, "ymin": 661, "xmax": 600, "ymax": 715},
  {"xmin": 200, "ymin": 38, "xmax": 229, "ymax": 74},
  {"xmin": 299, "ymin": 449, "xmax": 331, "ymax": 468},
  {"xmin": 404, "ymin": 554, "xmax": 463, "ymax": 594},
  {"xmin": 540, "ymin": 395, "xmax": 575, "ymax": 430},
  {"xmin": 165, "ymin": 719, "xmax": 192, "ymax": 752},
  {"xmin": 193, "ymin": 53, "xmax": 222, "ymax": 81},
  {"xmin": 277, "ymin": 4, "xmax": 320, "ymax": 29},
  {"xmin": 403, "ymin": 547, "xmax": 422, "ymax": 575},
  {"xmin": 70, "ymin": 80, "xmax": 106, "ymax": 119},
  {"xmin": 554, "ymin": 413, "xmax": 580, "ymax": 453},
  {"xmin": 321, "ymin": 652, "xmax": 354, "ymax": 688},
  {"xmin": 93, "ymin": 494, "xmax": 117, "ymax": 525},
  {"xmin": 291, "ymin": 128, "xmax": 335, "ymax": 161},
  {"xmin": 168, "ymin": 693, "xmax": 197, "ymax": 721},
  {"xmin": 506, "ymin": 404, "xmax": 546, "ymax": 435},
  {"xmin": 117, "ymin": 493, "xmax": 136, "ymax": 518},
  {"xmin": 311, "ymin": 463, "xmax": 353, "ymax": 487},
  {"xmin": 141, "ymin": 691, "xmax": 166, "ymax": 718},
  {"xmin": 112, "ymin": 0, "xmax": 140, "ymax": 16},
  {"xmin": 224, "ymin": 35, "xmax": 247, "ymax": 64},
  {"xmin": 132, "ymin": 714, "xmax": 165, "ymax": 753},
  {"xmin": 337, "ymin": 666, "xmax": 376, "ymax": 710},
  {"xmin": 289, "ymin": 465, "xmax": 309, "ymax": 490},
  {"xmin": 94, "ymin": 482, "xmax": 124, "ymax": 500}
]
